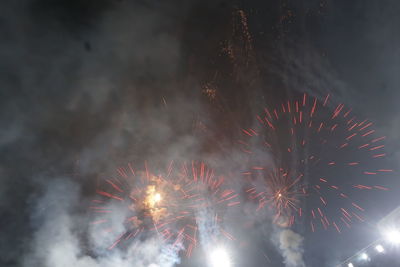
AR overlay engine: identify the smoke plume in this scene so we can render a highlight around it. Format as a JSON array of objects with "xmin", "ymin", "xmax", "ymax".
[{"xmin": 278, "ymin": 229, "xmax": 305, "ymax": 267}]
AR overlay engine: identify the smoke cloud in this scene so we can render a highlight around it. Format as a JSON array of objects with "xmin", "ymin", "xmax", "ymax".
[
  {"xmin": 278, "ymin": 229, "xmax": 305, "ymax": 267},
  {"xmin": 23, "ymin": 178, "xmax": 182, "ymax": 267},
  {"xmin": 0, "ymin": 0, "xmax": 232, "ymax": 266}
]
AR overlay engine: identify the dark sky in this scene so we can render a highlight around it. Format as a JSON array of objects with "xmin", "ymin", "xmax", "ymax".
[{"xmin": 1, "ymin": 1, "xmax": 400, "ymax": 267}]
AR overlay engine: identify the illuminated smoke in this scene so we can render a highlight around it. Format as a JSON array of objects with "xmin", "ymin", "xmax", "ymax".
[
  {"xmin": 23, "ymin": 179, "xmax": 181, "ymax": 267},
  {"xmin": 278, "ymin": 229, "xmax": 305, "ymax": 267}
]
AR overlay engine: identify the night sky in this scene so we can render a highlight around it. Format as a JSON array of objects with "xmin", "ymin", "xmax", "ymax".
[{"xmin": 1, "ymin": 1, "xmax": 400, "ymax": 267}]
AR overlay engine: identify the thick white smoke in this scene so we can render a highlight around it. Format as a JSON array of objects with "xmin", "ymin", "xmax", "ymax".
[
  {"xmin": 23, "ymin": 178, "xmax": 182, "ymax": 267},
  {"xmin": 278, "ymin": 229, "xmax": 305, "ymax": 267}
]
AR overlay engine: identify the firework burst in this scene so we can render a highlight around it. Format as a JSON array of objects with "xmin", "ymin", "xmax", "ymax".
[
  {"xmin": 246, "ymin": 167, "xmax": 305, "ymax": 227},
  {"xmin": 240, "ymin": 92, "xmax": 393, "ymax": 233},
  {"xmin": 90, "ymin": 161, "xmax": 239, "ymax": 257}
]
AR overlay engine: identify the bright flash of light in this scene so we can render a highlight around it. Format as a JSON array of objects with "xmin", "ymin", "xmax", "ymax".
[
  {"xmin": 360, "ymin": 252, "xmax": 368, "ymax": 261},
  {"xmin": 209, "ymin": 247, "xmax": 231, "ymax": 267},
  {"xmin": 375, "ymin": 244, "xmax": 384, "ymax": 253},
  {"xmin": 154, "ymin": 193, "xmax": 161, "ymax": 203},
  {"xmin": 384, "ymin": 229, "xmax": 400, "ymax": 244},
  {"xmin": 347, "ymin": 263, "xmax": 354, "ymax": 267},
  {"xmin": 143, "ymin": 185, "xmax": 166, "ymax": 223},
  {"xmin": 145, "ymin": 186, "xmax": 162, "ymax": 208}
]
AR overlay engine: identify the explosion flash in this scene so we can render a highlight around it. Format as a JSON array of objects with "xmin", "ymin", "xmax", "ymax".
[
  {"xmin": 240, "ymin": 92, "xmax": 392, "ymax": 232},
  {"xmin": 143, "ymin": 185, "xmax": 165, "ymax": 223},
  {"xmin": 90, "ymin": 161, "xmax": 239, "ymax": 257},
  {"xmin": 209, "ymin": 246, "xmax": 232, "ymax": 267}
]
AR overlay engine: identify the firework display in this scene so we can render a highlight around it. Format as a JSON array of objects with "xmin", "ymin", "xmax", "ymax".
[
  {"xmin": 6, "ymin": 1, "xmax": 400, "ymax": 266},
  {"xmin": 90, "ymin": 161, "xmax": 239, "ymax": 257},
  {"xmin": 88, "ymin": 92, "xmax": 394, "ymax": 267},
  {"xmin": 239, "ymin": 93, "xmax": 392, "ymax": 233},
  {"xmin": 89, "ymin": 92, "xmax": 394, "ymax": 262}
]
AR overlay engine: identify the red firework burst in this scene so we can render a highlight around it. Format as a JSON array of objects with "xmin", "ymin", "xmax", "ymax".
[
  {"xmin": 89, "ymin": 161, "xmax": 239, "ymax": 257},
  {"xmin": 240, "ymin": 92, "xmax": 392, "ymax": 233},
  {"xmin": 246, "ymin": 167, "xmax": 306, "ymax": 227}
]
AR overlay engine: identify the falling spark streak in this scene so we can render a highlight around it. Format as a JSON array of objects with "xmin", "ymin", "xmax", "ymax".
[
  {"xmin": 220, "ymin": 228, "xmax": 236, "ymax": 241},
  {"xmin": 106, "ymin": 179, "xmax": 124, "ymax": 193},
  {"xmin": 352, "ymin": 212, "xmax": 364, "ymax": 222},
  {"xmin": 378, "ymin": 169, "xmax": 393, "ymax": 172},
  {"xmin": 108, "ymin": 233, "xmax": 125, "ymax": 250},
  {"xmin": 333, "ymin": 222, "xmax": 341, "ymax": 233},
  {"xmin": 323, "ymin": 94, "xmax": 330, "ymax": 106},
  {"xmin": 369, "ymin": 145, "xmax": 384, "ymax": 151},
  {"xmin": 371, "ymin": 136, "xmax": 386, "ymax": 143},
  {"xmin": 351, "ymin": 203, "xmax": 364, "ymax": 211},
  {"xmin": 96, "ymin": 190, "xmax": 123, "ymax": 201}
]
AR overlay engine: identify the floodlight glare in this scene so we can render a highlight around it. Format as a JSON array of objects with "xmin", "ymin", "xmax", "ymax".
[
  {"xmin": 375, "ymin": 244, "xmax": 384, "ymax": 253},
  {"xmin": 360, "ymin": 253, "xmax": 368, "ymax": 261},
  {"xmin": 347, "ymin": 263, "xmax": 354, "ymax": 267},
  {"xmin": 209, "ymin": 247, "xmax": 231, "ymax": 267},
  {"xmin": 385, "ymin": 229, "xmax": 400, "ymax": 244}
]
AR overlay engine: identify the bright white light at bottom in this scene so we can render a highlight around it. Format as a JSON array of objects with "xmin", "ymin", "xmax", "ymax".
[
  {"xmin": 209, "ymin": 247, "xmax": 231, "ymax": 267},
  {"xmin": 375, "ymin": 244, "xmax": 385, "ymax": 253},
  {"xmin": 360, "ymin": 252, "xmax": 368, "ymax": 261},
  {"xmin": 347, "ymin": 263, "xmax": 354, "ymax": 267}
]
